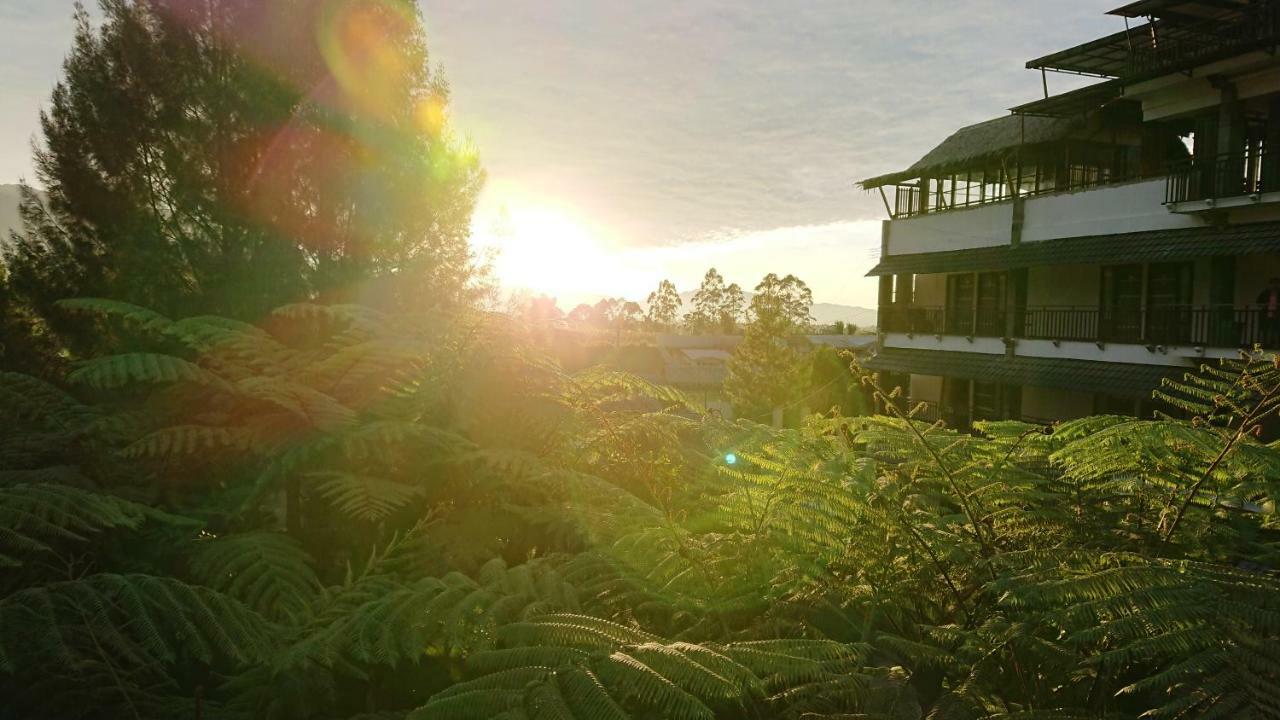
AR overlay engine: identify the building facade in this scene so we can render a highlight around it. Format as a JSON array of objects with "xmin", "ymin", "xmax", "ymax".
[{"xmin": 862, "ymin": 0, "xmax": 1280, "ymax": 426}]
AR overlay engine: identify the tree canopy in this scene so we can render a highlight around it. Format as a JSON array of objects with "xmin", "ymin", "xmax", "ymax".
[{"xmin": 645, "ymin": 278, "xmax": 682, "ymax": 329}]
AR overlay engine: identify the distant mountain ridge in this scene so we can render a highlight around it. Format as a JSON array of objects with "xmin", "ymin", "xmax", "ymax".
[
  {"xmin": 678, "ymin": 290, "xmax": 876, "ymax": 329},
  {"xmin": 0, "ymin": 184, "xmax": 23, "ymax": 244}
]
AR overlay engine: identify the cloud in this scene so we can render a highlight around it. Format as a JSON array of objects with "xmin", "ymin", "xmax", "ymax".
[{"xmin": 425, "ymin": 0, "xmax": 1118, "ymax": 249}]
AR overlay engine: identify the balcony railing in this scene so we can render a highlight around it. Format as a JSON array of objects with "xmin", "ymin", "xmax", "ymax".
[
  {"xmin": 883, "ymin": 304, "xmax": 1280, "ymax": 348},
  {"xmin": 879, "ymin": 306, "xmax": 1005, "ymax": 338},
  {"xmin": 1166, "ymin": 147, "xmax": 1280, "ymax": 204},
  {"xmin": 1129, "ymin": 3, "xmax": 1280, "ymax": 81}
]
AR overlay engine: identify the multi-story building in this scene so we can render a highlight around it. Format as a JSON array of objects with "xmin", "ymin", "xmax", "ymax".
[{"xmin": 861, "ymin": 0, "xmax": 1280, "ymax": 426}]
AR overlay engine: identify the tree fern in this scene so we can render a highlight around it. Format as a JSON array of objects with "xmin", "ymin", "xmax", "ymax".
[
  {"xmin": 190, "ymin": 531, "xmax": 321, "ymax": 623},
  {"xmin": 0, "ymin": 484, "xmax": 185, "ymax": 570},
  {"xmin": 68, "ymin": 352, "xmax": 230, "ymax": 391},
  {"xmin": 0, "ymin": 573, "xmax": 274, "ymax": 672}
]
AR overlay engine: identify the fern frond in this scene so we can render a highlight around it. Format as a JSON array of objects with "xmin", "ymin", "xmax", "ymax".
[
  {"xmin": 0, "ymin": 484, "xmax": 181, "ymax": 566},
  {"xmin": 122, "ymin": 425, "xmax": 260, "ymax": 459},
  {"xmin": 311, "ymin": 472, "xmax": 425, "ymax": 523},
  {"xmin": 56, "ymin": 298, "xmax": 173, "ymax": 334},
  {"xmin": 0, "ymin": 574, "xmax": 274, "ymax": 673},
  {"xmin": 68, "ymin": 353, "xmax": 229, "ymax": 391},
  {"xmin": 190, "ymin": 532, "xmax": 320, "ymax": 623}
]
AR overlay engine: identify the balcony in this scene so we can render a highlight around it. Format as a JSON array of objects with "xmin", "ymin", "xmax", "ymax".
[
  {"xmin": 888, "ymin": 153, "xmax": 1146, "ymax": 221},
  {"xmin": 1128, "ymin": 3, "xmax": 1280, "ymax": 82},
  {"xmin": 1166, "ymin": 148, "xmax": 1280, "ymax": 208},
  {"xmin": 883, "ymin": 304, "xmax": 1280, "ymax": 349},
  {"xmin": 879, "ymin": 306, "xmax": 1005, "ymax": 338}
]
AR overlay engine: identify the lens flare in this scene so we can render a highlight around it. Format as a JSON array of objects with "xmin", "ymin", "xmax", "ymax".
[{"xmin": 318, "ymin": 0, "xmax": 421, "ymax": 120}]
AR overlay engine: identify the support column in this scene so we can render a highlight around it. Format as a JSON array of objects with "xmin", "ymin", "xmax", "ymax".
[
  {"xmin": 1005, "ymin": 268, "xmax": 1028, "ymax": 357},
  {"xmin": 1213, "ymin": 79, "xmax": 1242, "ymax": 198}
]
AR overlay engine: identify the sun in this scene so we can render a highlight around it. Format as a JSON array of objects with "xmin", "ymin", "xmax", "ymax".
[{"xmin": 470, "ymin": 184, "xmax": 653, "ymax": 307}]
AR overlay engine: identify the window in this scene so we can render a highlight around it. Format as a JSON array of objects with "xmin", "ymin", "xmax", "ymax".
[
  {"xmin": 944, "ymin": 379, "xmax": 1022, "ymax": 427},
  {"xmin": 946, "ymin": 274, "xmax": 976, "ymax": 336},
  {"xmin": 976, "ymin": 272, "xmax": 1007, "ymax": 337},
  {"xmin": 1146, "ymin": 262, "xmax": 1193, "ymax": 344},
  {"xmin": 1100, "ymin": 264, "xmax": 1143, "ymax": 343}
]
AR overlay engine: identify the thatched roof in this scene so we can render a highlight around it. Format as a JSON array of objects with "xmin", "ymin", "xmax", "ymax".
[{"xmin": 859, "ymin": 114, "xmax": 1083, "ymax": 189}]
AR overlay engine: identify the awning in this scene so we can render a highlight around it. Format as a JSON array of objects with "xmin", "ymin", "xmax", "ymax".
[
  {"xmin": 861, "ymin": 348, "xmax": 1188, "ymax": 399},
  {"xmin": 866, "ymin": 220, "xmax": 1280, "ymax": 276},
  {"xmin": 1011, "ymin": 80, "xmax": 1129, "ymax": 118},
  {"xmin": 1108, "ymin": 1, "xmax": 1251, "ymax": 21},
  {"xmin": 1025, "ymin": 25, "xmax": 1144, "ymax": 77}
]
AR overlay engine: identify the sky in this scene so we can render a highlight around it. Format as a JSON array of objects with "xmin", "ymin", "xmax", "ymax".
[{"xmin": 0, "ymin": 0, "xmax": 1121, "ymax": 309}]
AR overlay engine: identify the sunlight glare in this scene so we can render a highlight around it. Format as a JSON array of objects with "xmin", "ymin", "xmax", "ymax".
[{"xmin": 471, "ymin": 185, "xmax": 656, "ymax": 306}]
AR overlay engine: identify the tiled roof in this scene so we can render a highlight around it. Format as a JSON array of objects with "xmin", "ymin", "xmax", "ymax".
[
  {"xmin": 861, "ymin": 347, "xmax": 1191, "ymax": 398},
  {"xmin": 867, "ymin": 220, "xmax": 1280, "ymax": 276}
]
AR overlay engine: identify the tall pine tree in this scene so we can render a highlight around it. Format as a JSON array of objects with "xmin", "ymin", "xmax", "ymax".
[{"xmin": 1, "ymin": 0, "xmax": 483, "ymax": 367}]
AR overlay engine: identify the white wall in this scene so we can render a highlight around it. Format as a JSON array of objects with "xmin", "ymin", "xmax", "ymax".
[
  {"xmin": 1016, "ymin": 338, "xmax": 1203, "ymax": 367},
  {"xmin": 1128, "ymin": 52, "xmax": 1278, "ymax": 120},
  {"xmin": 888, "ymin": 178, "xmax": 1210, "ymax": 259},
  {"xmin": 887, "ymin": 201, "xmax": 1013, "ymax": 255},
  {"xmin": 1021, "ymin": 179, "xmax": 1202, "ymax": 243},
  {"xmin": 885, "ymin": 333, "xmax": 1005, "ymax": 355}
]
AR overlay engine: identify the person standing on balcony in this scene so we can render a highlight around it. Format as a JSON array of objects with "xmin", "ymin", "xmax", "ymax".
[{"xmin": 1257, "ymin": 277, "xmax": 1280, "ymax": 348}]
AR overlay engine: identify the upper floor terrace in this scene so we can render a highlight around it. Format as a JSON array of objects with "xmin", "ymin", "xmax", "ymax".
[
  {"xmin": 1028, "ymin": 0, "xmax": 1279, "ymax": 84},
  {"xmin": 859, "ymin": 112, "xmax": 1181, "ymax": 222}
]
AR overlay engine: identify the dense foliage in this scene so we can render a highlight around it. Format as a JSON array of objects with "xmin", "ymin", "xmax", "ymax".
[{"xmin": 4, "ymin": 294, "xmax": 1280, "ymax": 719}]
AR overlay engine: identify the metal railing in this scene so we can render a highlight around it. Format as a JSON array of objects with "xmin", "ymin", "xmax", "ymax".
[
  {"xmin": 1166, "ymin": 147, "xmax": 1280, "ymax": 204},
  {"xmin": 890, "ymin": 159, "xmax": 1143, "ymax": 220},
  {"xmin": 879, "ymin": 306, "xmax": 1005, "ymax": 338},
  {"xmin": 1022, "ymin": 306, "xmax": 1099, "ymax": 342},
  {"xmin": 879, "ymin": 306, "xmax": 945, "ymax": 335},
  {"xmin": 1129, "ymin": 3, "xmax": 1280, "ymax": 81},
  {"xmin": 882, "ymin": 304, "xmax": 1280, "ymax": 348}
]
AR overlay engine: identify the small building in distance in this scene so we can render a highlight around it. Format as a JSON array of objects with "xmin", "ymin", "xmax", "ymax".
[
  {"xmin": 659, "ymin": 334, "xmax": 876, "ymax": 420},
  {"xmin": 861, "ymin": 0, "xmax": 1280, "ymax": 426}
]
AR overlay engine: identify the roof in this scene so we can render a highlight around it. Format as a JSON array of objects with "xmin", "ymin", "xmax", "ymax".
[
  {"xmin": 680, "ymin": 349, "xmax": 732, "ymax": 362},
  {"xmin": 1030, "ymin": 5, "xmax": 1271, "ymax": 81},
  {"xmin": 807, "ymin": 335, "xmax": 877, "ymax": 350},
  {"xmin": 1108, "ymin": 0, "xmax": 1251, "ymax": 20},
  {"xmin": 1011, "ymin": 80, "xmax": 1128, "ymax": 117},
  {"xmin": 860, "ymin": 115, "xmax": 1082, "ymax": 189},
  {"xmin": 861, "ymin": 347, "xmax": 1189, "ymax": 398},
  {"xmin": 1026, "ymin": 25, "xmax": 1144, "ymax": 77},
  {"xmin": 866, "ymin": 220, "xmax": 1280, "ymax": 276}
]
